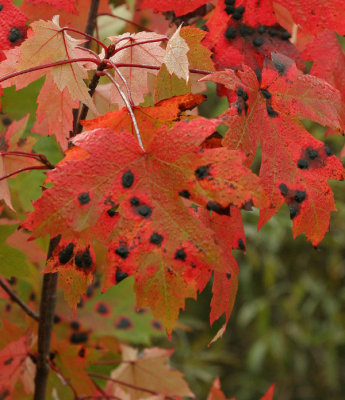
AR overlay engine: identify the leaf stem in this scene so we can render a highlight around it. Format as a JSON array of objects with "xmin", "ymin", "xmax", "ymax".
[
  {"xmin": 113, "ymin": 37, "xmax": 168, "ymax": 54},
  {"xmin": 101, "ymin": 70, "xmax": 145, "ymax": 152},
  {"xmin": 1, "ymin": 151, "xmax": 55, "ymax": 169},
  {"xmin": 0, "ymin": 277, "xmax": 39, "ymax": 321},
  {"xmin": 88, "ymin": 372, "xmax": 178, "ymax": 400},
  {"xmin": 0, "ymin": 165, "xmax": 51, "ymax": 182},
  {"xmin": 59, "ymin": 27, "xmax": 107, "ymax": 52}
]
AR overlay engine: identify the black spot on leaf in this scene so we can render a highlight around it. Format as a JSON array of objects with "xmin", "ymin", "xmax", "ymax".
[
  {"xmin": 179, "ymin": 190, "xmax": 191, "ymax": 199},
  {"xmin": 273, "ymin": 60, "xmax": 286, "ymax": 75},
  {"xmin": 266, "ymin": 105, "xmax": 279, "ymax": 117},
  {"xmin": 236, "ymin": 86, "xmax": 244, "ymax": 97},
  {"xmin": 2, "ymin": 117, "xmax": 12, "ymax": 126},
  {"xmin": 261, "ymin": 89, "xmax": 272, "ymax": 99},
  {"xmin": 96, "ymin": 302, "xmax": 109, "ymax": 315},
  {"xmin": 54, "ymin": 315, "xmax": 61, "ymax": 324},
  {"xmin": 78, "ymin": 192, "xmax": 90, "ymax": 205},
  {"xmin": 121, "ymin": 170, "xmax": 134, "ymax": 188},
  {"xmin": 306, "ymin": 148, "xmax": 318, "ymax": 160},
  {"xmin": 137, "ymin": 205, "xmax": 152, "ymax": 218},
  {"xmin": 225, "ymin": 5, "xmax": 235, "ymax": 14},
  {"xmin": 225, "ymin": 26, "xmax": 237, "ymax": 40},
  {"xmin": 239, "ymin": 25, "xmax": 254, "ymax": 37},
  {"xmin": 232, "ymin": 6, "xmax": 245, "ymax": 20},
  {"xmin": 195, "ymin": 165, "xmax": 210, "ymax": 180},
  {"xmin": 115, "ymin": 268, "xmax": 128, "ymax": 283},
  {"xmin": 8, "ymin": 27, "xmax": 22, "ymax": 43},
  {"xmin": 225, "ymin": 0, "xmax": 235, "ymax": 4},
  {"xmin": 70, "ymin": 332, "xmax": 88, "ymax": 344},
  {"xmin": 115, "ymin": 246, "xmax": 129, "ymax": 259},
  {"xmin": 295, "ymin": 190, "xmax": 306, "ymax": 203},
  {"xmin": 254, "ymin": 69, "xmax": 262, "ymax": 83},
  {"xmin": 297, "ymin": 159, "xmax": 309, "ymax": 169},
  {"xmin": 238, "ymin": 238, "xmax": 246, "ymax": 250},
  {"xmin": 78, "ymin": 348, "xmax": 86, "ymax": 358},
  {"xmin": 70, "ymin": 321, "xmax": 80, "ymax": 331},
  {"xmin": 130, "ymin": 197, "xmax": 140, "ymax": 206},
  {"xmin": 175, "ymin": 248, "xmax": 186, "ymax": 261},
  {"xmin": 150, "ymin": 232, "xmax": 164, "ymax": 246},
  {"xmin": 58, "ymin": 243, "xmax": 75, "ymax": 265},
  {"xmin": 325, "ymin": 146, "xmax": 333, "ymax": 156},
  {"xmin": 4, "ymin": 358, "xmax": 13, "ymax": 365},
  {"xmin": 0, "ymin": 5, "xmax": 3, "ymax": 11},
  {"xmin": 279, "ymin": 183, "xmax": 289, "ymax": 196},
  {"xmin": 253, "ymin": 36, "xmax": 264, "ymax": 47},
  {"xmin": 289, "ymin": 205, "xmax": 299, "ymax": 219},
  {"xmin": 257, "ymin": 25, "xmax": 267, "ymax": 34},
  {"xmin": 75, "ymin": 248, "xmax": 92, "ymax": 271},
  {"xmin": 115, "ymin": 317, "xmax": 132, "ymax": 330},
  {"xmin": 207, "ymin": 201, "xmax": 230, "ymax": 215},
  {"xmin": 281, "ymin": 30, "xmax": 291, "ymax": 40},
  {"xmin": 268, "ymin": 28, "xmax": 279, "ymax": 37},
  {"xmin": 152, "ymin": 320, "xmax": 163, "ymax": 330},
  {"xmin": 242, "ymin": 91, "xmax": 248, "ymax": 101},
  {"xmin": 226, "ymin": 273, "xmax": 231, "ymax": 279},
  {"xmin": 7, "ymin": 277, "xmax": 16, "ymax": 285}
]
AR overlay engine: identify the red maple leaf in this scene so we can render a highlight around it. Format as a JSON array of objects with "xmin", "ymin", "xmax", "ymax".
[
  {"xmin": 23, "ymin": 97, "xmax": 266, "ymax": 330},
  {"xmin": 0, "ymin": 0, "xmax": 28, "ymax": 52},
  {"xmin": 202, "ymin": 53, "xmax": 345, "ymax": 245},
  {"xmin": 140, "ymin": 0, "xmax": 210, "ymax": 17}
]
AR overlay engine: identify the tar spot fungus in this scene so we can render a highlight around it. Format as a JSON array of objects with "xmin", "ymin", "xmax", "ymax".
[
  {"xmin": 297, "ymin": 159, "xmax": 309, "ymax": 169},
  {"xmin": 152, "ymin": 320, "xmax": 163, "ymax": 330},
  {"xmin": 325, "ymin": 146, "xmax": 333, "ymax": 156},
  {"xmin": 130, "ymin": 197, "xmax": 140, "ymax": 206},
  {"xmin": 239, "ymin": 25, "xmax": 254, "ymax": 37},
  {"xmin": 0, "ymin": 4, "xmax": 3, "ymax": 11},
  {"xmin": 226, "ymin": 273, "xmax": 231, "ymax": 279},
  {"xmin": 121, "ymin": 170, "xmax": 134, "ymax": 188},
  {"xmin": 107, "ymin": 207, "xmax": 118, "ymax": 217},
  {"xmin": 225, "ymin": 0, "xmax": 235, "ymax": 4},
  {"xmin": 115, "ymin": 317, "xmax": 132, "ymax": 330},
  {"xmin": 206, "ymin": 201, "xmax": 230, "ymax": 215},
  {"xmin": 257, "ymin": 25, "xmax": 266, "ymax": 34},
  {"xmin": 306, "ymin": 148, "xmax": 318, "ymax": 160},
  {"xmin": 289, "ymin": 205, "xmax": 299, "ymax": 219},
  {"xmin": 266, "ymin": 105, "xmax": 279, "ymax": 118},
  {"xmin": 225, "ymin": 5, "xmax": 235, "ymax": 14},
  {"xmin": 268, "ymin": 28, "xmax": 279, "ymax": 37},
  {"xmin": 4, "ymin": 358, "xmax": 13, "ymax": 366},
  {"xmin": 150, "ymin": 232, "xmax": 164, "ymax": 246},
  {"xmin": 70, "ymin": 332, "xmax": 88, "ymax": 344},
  {"xmin": 232, "ymin": 6, "xmax": 245, "ymax": 20},
  {"xmin": 115, "ymin": 268, "xmax": 128, "ymax": 283},
  {"xmin": 54, "ymin": 315, "xmax": 61, "ymax": 324},
  {"xmin": 279, "ymin": 183, "xmax": 289, "ymax": 196},
  {"xmin": 58, "ymin": 243, "xmax": 75, "ymax": 265},
  {"xmin": 115, "ymin": 246, "xmax": 129, "ymax": 259},
  {"xmin": 2, "ymin": 117, "xmax": 12, "ymax": 126},
  {"xmin": 281, "ymin": 30, "xmax": 291, "ymax": 40},
  {"xmin": 236, "ymin": 86, "xmax": 244, "ymax": 97},
  {"xmin": 75, "ymin": 248, "xmax": 92, "ymax": 271},
  {"xmin": 138, "ymin": 204, "xmax": 152, "ymax": 218},
  {"xmin": 96, "ymin": 302, "xmax": 109, "ymax": 315},
  {"xmin": 8, "ymin": 27, "xmax": 22, "ymax": 43},
  {"xmin": 238, "ymin": 238, "xmax": 246, "ymax": 250},
  {"xmin": 179, "ymin": 190, "xmax": 191, "ymax": 199},
  {"xmin": 261, "ymin": 89, "xmax": 272, "ymax": 99},
  {"xmin": 78, "ymin": 348, "xmax": 86, "ymax": 358},
  {"xmin": 175, "ymin": 248, "xmax": 187, "ymax": 261},
  {"xmin": 78, "ymin": 192, "xmax": 90, "ymax": 205},
  {"xmin": 70, "ymin": 321, "xmax": 80, "ymax": 331},
  {"xmin": 195, "ymin": 165, "xmax": 210, "ymax": 180},
  {"xmin": 253, "ymin": 36, "xmax": 264, "ymax": 47},
  {"xmin": 273, "ymin": 60, "xmax": 286, "ymax": 75},
  {"xmin": 295, "ymin": 190, "xmax": 306, "ymax": 203},
  {"xmin": 225, "ymin": 26, "xmax": 237, "ymax": 40}
]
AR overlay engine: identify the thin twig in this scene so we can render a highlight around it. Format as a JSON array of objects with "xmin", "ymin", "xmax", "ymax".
[
  {"xmin": 101, "ymin": 70, "xmax": 145, "ymax": 152},
  {"xmin": 88, "ymin": 373, "xmax": 178, "ymax": 400},
  {"xmin": 59, "ymin": 27, "xmax": 107, "ymax": 52},
  {"xmin": 113, "ymin": 37, "xmax": 168, "ymax": 54},
  {"xmin": 0, "ymin": 277, "xmax": 39, "ymax": 321},
  {"xmin": 1, "ymin": 151, "xmax": 55, "ymax": 169}
]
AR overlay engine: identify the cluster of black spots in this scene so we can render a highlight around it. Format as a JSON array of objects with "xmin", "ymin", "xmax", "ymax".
[
  {"xmin": 260, "ymin": 89, "xmax": 272, "ymax": 99},
  {"xmin": 266, "ymin": 105, "xmax": 279, "ymax": 118},
  {"xmin": 121, "ymin": 170, "xmax": 134, "ymax": 188},
  {"xmin": 297, "ymin": 147, "xmax": 323, "ymax": 170},
  {"xmin": 206, "ymin": 201, "xmax": 230, "ymax": 215},
  {"xmin": 195, "ymin": 165, "xmax": 211, "ymax": 180},
  {"xmin": 58, "ymin": 243, "xmax": 75, "ymax": 264},
  {"xmin": 175, "ymin": 248, "xmax": 187, "ymax": 262},
  {"xmin": 279, "ymin": 183, "xmax": 307, "ymax": 219},
  {"xmin": 260, "ymin": 88, "xmax": 278, "ymax": 117},
  {"xmin": 150, "ymin": 232, "xmax": 164, "ymax": 246},
  {"xmin": 70, "ymin": 320, "xmax": 80, "ymax": 331},
  {"xmin": 235, "ymin": 85, "xmax": 249, "ymax": 116},
  {"xmin": 238, "ymin": 238, "xmax": 246, "ymax": 250},
  {"xmin": 130, "ymin": 196, "xmax": 152, "ymax": 218},
  {"xmin": 115, "ymin": 246, "xmax": 130, "ymax": 259},
  {"xmin": 115, "ymin": 268, "xmax": 128, "ymax": 283},
  {"xmin": 75, "ymin": 248, "xmax": 92, "ymax": 271},
  {"xmin": 96, "ymin": 302, "xmax": 109, "ymax": 315},
  {"xmin": 115, "ymin": 316, "xmax": 132, "ymax": 330},
  {"xmin": 239, "ymin": 24, "xmax": 254, "ymax": 37},
  {"xmin": 8, "ymin": 27, "xmax": 23, "ymax": 43},
  {"xmin": 70, "ymin": 331, "xmax": 88, "ymax": 344},
  {"xmin": 225, "ymin": 26, "xmax": 237, "ymax": 40},
  {"xmin": 78, "ymin": 192, "xmax": 90, "ymax": 205}
]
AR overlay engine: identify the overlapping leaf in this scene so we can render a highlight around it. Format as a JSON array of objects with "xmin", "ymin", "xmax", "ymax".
[
  {"xmin": 140, "ymin": 0, "xmax": 209, "ymax": 17},
  {"xmin": 203, "ymin": 53, "xmax": 345, "ymax": 245}
]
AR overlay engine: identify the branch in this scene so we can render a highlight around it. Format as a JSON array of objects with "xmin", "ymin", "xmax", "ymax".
[
  {"xmin": 113, "ymin": 37, "xmax": 168, "ymax": 54},
  {"xmin": 33, "ymin": 236, "xmax": 60, "ymax": 400},
  {"xmin": 0, "ymin": 277, "xmax": 39, "ymax": 321},
  {"xmin": 88, "ymin": 373, "xmax": 178, "ymax": 400}
]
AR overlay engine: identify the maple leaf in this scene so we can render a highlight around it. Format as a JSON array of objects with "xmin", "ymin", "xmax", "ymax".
[
  {"xmin": 0, "ymin": 320, "xmax": 35, "ymax": 399},
  {"xmin": 23, "ymin": 97, "xmax": 266, "ymax": 330},
  {"xmin": 140, "ymin": 0, "xmax": 209, "ymax": 17},
  {"xmin": 0, "ymin": 0, "xmax": 28, "ymax": 52},
  {"xmin": 105, "ymin": 345, "xmax": 194, "ymax": 399},
  {"xmin": 25, "ymin": 0, "xmax": 77, "ymax": 14},
  {"xmin": 163, "ymin": 25, "xmax": 190, "ymax": 82},
  {"xmin": 207, "ymin": 379, "xmax": 274, "ymax": 400},
  {"xmin": 106, "ymin": 31, "xmax": 166, "ymax": 107},
  {"xmin": 202, "ymin": 53, "xmax": 345, "ymax": 245}
]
